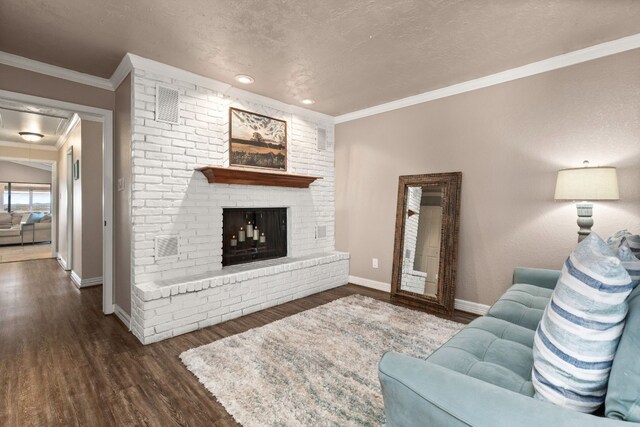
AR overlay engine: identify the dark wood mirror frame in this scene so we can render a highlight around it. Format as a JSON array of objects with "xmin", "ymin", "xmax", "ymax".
[{"xmin": 391, "ymin": 172, "xmax": 462, "ymax": 318}]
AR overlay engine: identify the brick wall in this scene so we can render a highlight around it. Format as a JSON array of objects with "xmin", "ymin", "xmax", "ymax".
[
  {"xmin": 401, "ymin": 187, "xmax": 427, "ymax": 294},
  {"xmin": 126, "ymin": 65, "xmax": 348, "ymax": 343}
]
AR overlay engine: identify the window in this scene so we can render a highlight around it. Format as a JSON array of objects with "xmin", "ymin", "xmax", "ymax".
[{"xmin": 0, "ymin": 182, "xmax": 51, "ymax": 213}]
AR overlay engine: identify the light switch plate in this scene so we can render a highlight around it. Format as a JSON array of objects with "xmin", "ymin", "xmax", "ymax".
[
  {"xmin": 372, "ymin": 258, "xmax": 379, "ymax": 269},
  {"xmin": 117, "ymin": 177, "xmax": 125, "ymax": 191}
]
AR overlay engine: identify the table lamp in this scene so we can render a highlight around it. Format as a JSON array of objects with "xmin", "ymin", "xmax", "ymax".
[{"xmin": 554, "ymin": 161, "xmax": 619, "ymax": 242}]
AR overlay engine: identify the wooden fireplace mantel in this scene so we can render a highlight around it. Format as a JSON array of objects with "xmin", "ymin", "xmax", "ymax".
[{"xmin": 195, "ymin": 166, "xmax": 321, "ymax": 188}]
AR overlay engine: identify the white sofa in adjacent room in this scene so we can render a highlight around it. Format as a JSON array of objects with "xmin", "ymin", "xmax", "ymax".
[{"xmin": 0, "ymin": 212, "xmax": 52, "ymax": 245}]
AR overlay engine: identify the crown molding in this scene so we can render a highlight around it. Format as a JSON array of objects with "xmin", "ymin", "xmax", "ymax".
[
  {"xmin": 56, "ymin": 113, "xmax": 81, "ymax": 150},
  {"xmin": 2, "ymin": 31, "xmax": 639, "ymax": 124},
  {"xmin": 110, "ymin": 54, "xmax": 134, "ymax": 90},
  {"xmin": 0, "ymin": 51, "xmax": 113, "ymax": 91},
  {"xmin": 0, "ymin": 140, "xmax": 57, "ymax": 151},
  {"xmin": 334, "ymin": 32, "xmax": 640, "ymax": 124}
]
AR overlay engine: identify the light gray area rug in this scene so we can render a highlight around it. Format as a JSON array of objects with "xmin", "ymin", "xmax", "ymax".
[{"xmin": 180, "ymin": 294, "xmax": 463, "ymax": 426}]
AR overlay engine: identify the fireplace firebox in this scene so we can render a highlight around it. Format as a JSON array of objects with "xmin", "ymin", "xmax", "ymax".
[{"xmin": 222, "ymin": 208, "xmax": 287, "ymax": 266}]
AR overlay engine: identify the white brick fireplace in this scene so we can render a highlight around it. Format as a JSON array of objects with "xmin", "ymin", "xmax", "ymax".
[{"xmin": 127, "ymin": 62, "xmax": 349, "ymax": 344}]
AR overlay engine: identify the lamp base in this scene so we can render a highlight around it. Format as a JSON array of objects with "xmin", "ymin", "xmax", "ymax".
[{"xmin": 576, "ymin": 202, "xmax": 594, "ymax": 242}]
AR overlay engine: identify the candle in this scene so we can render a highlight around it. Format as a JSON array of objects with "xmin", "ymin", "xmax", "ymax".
[
  {"xmin": 230, "ymin": 235, "xmax": 237, "ymax": 247},
  {"xmin": 253, "ymin": 227, "xmax": 259, "ymax": 240},
  {"xmin": 246, "ymin": 221, "xmax": 254, "ymax": 239},
  {"xmin": 239, "ymin": 227, "xmax": 246, "ymax": 242},
  {"xmin": 259, "ymin": 232, "xmax": 266, "ymax": 243}
]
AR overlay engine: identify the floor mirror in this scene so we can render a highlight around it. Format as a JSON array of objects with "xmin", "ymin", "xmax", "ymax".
[{"xmin": 391, "ymin": 172, "xmax": 462, "ymax": 317}]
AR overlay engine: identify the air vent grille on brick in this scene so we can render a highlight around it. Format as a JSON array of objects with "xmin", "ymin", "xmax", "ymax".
[
  {"xmin": 316, "ymin": 127, "xmax": 327, "ymax": 151},
  {"xmin": 316, "ymin": 225, "xmax": 327, "ymax": 239},
  {"xmin": 154, "ymin": 235, "xmax": 179, "ymax": 260},
  {"xmin": 155, "ymin": 85, "xmax": 180, "ymax": 124}
]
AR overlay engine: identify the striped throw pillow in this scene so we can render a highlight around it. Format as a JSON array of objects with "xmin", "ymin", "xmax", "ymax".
[
  {"xmin": 615, "ymin": 246, "xmax": 640, "ymax": 287},
  {"xmin": 532, "ymin": 233, "xmax": 637, "ymax": 413},
  {"xmin": 606, "ymin": 230, "xmax": 632, "ymax": 250},
  {"xmin": 626, "ymin": 234, "xmax": 640, "ymax": 257},
  {"xmin": 607, "ymin": 230, "xmax": 640, "ymax": 258}
]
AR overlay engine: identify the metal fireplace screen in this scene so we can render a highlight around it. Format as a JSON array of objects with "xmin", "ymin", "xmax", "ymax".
[{"xmin": 222, "ymin": 208, "xmax": 287, "ymax": 266}]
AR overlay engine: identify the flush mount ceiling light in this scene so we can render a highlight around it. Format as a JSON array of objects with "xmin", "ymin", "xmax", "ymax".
[
  {"xmin": 301, "ymin": 99, "xmax": 315, "ymax": 105},
  {"xmin": 234, "ymin": 74, "xmax": 254, "ymax": 84},
  {"xmin": 18, "ymin": 131, "xmax": 45, "ymax": 142}
]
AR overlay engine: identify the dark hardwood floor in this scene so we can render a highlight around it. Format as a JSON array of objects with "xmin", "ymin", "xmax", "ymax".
[{"xmin": 0, "ymin": 259, "xmax": 476, "ymax": 426}]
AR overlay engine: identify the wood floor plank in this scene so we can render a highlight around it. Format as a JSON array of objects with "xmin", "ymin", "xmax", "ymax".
[{"xmin": 0, "ymin": 258, "xmax": 476, "ymax": 426}]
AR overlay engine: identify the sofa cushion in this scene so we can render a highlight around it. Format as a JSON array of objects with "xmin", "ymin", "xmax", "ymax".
[
  {"xmin": 426, "ymin": 316, "xmax": 535, "ymax": 396},
  {"xmin": 487, "ymin": 283, "xmax": 553, "ymax": 330},
  {"xmin": 532, "ymin": 233, "xmax": 636, "ymax": 413},
  {"xmin": 0, "ymin": 228, "xmax": 21, "ymax": 237},
  {"xmin": 11, "ymin": 213, "xmax": 22, "ymax": 225},
  {"xmin": 606, "ymin": 285, "xmax": 640, "ymax": 422},
  {"xmin": 0, "ymin": 212, "xmax": 11, "ymax": 225}
]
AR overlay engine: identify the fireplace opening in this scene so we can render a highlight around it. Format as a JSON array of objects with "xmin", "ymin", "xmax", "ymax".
[{"xmin": 222, "ymin": 208, "xmax": 287, "ymax": 267}]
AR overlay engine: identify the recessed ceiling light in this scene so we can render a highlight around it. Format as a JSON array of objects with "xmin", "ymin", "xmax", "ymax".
[
  {"xmin": 18, "ymin": 132, "xmax": 44, "ymax": 142},
  {"xmin": 301, "ymin": 99, "xmax": 315, "ymax": 105},
  {"xmin": 235, "ymin": 74, "xmax": 254, "ymax": 84}
]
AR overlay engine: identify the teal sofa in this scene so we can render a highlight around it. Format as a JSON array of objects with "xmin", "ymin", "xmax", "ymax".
[{"xmin": 379, "ymin": 267, "xmax": 640, "ymax": 426}]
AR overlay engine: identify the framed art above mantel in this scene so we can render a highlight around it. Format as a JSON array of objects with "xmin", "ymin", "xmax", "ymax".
[{"xmin": 229, "ymin": 108, "xmax": 287, "ymax": 171}]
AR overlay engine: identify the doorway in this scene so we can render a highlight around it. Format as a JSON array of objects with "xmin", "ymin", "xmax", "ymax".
[{"xmin": 0, "ymin": 90, "xmax": 114, "ymax": 315}]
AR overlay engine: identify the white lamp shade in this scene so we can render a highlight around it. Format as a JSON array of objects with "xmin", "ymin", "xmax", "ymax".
[{"xmin": 554, "ymin": 166, "xmax": 619, "ymax": 201}]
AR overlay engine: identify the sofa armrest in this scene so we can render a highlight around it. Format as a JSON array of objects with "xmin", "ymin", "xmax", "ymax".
[
  {"xmin": 512, "ymin": 267, "xmax": 560, "ymax": 289},
  {"xmin": 379, "ymin": 352, "xmax": 625, "ymax": 427}
]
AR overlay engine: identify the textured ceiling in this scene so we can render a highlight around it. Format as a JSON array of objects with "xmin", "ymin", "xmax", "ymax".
[{"xmin": 1, "ymin": 1, "xmax": 640, "ymax": 115}]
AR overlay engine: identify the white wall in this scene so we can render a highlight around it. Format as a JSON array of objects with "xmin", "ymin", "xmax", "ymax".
[{"xmin": 0, "ymin": 160, "xmax": 51, "ymax": 183}]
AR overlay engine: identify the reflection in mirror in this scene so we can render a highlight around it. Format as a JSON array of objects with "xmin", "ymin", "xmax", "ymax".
[
  {"xmin": 391, "ymin": 172, "xmax": 461, "ymax": 317},
  {"xmin": 400, "ymin": 186, "xmax": 443, "ymax": 297}
]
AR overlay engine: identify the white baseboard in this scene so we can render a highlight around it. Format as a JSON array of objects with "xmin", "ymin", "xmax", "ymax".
[
  {"xmin": 70, "ymin": 271, "xmax": 103, "ymax": 288},
  {"xmin": 114, "ymin": 304, "xmax": 131, "ymax": 330},
  {"xmin": 453, "ymin": 299, "xmax": 490, "ymax": 316},
  {"xmin": 57, "ymin": 255, "xmax": 69, "ymax": 270},
  {"xmin": 348, "ymin": 275, "xmax": 391, "ymax": 292},
  {"xmin": 348, "ymin": 275, "xmax": 490, "ymax": 315}
]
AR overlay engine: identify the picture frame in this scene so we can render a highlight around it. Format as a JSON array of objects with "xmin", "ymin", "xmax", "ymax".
[{"xmin": 229, "ymin": 107, "xmax": 287, "ymax": 171}]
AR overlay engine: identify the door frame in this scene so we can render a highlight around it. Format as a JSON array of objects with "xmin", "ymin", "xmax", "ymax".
[
  {"xmin": 66, "ymin": 146, "xmax": 74, "ymax": 270},
  {"xmin": 0, "ymin": 89, "xmax": 115, "ymax": 315}
]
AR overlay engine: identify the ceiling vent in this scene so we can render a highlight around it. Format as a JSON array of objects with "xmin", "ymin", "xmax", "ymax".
[
  {"xmin": 155, "ymin": 85, "xmax": 180, "ymax": 124},
  {"xmin": 155, "ymin": 235, "xmax": 179, "ymax": 260},
  {"xmin": 316, "ymin": 127, "xmax": 327, "ymax": 151}
]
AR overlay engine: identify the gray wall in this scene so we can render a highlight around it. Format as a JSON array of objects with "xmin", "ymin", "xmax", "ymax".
[{"xmin": 335, "ymin": 49, "xmax": 640, "ymax": 306}]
